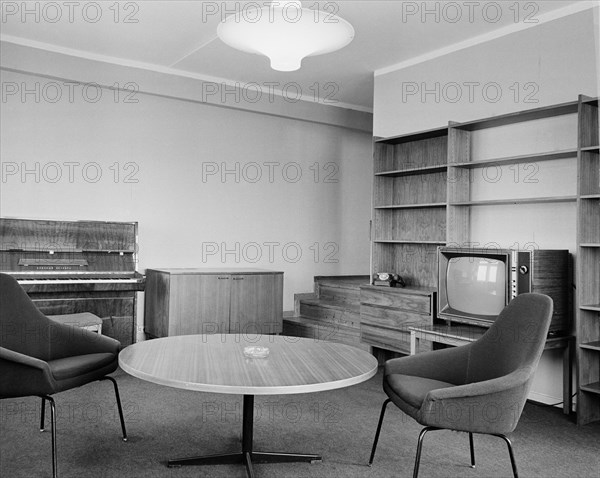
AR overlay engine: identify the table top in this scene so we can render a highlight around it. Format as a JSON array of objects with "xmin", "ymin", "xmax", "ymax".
[{"xmin": 119, "ymin": 334, "xmax": 378, "ymax": 395}]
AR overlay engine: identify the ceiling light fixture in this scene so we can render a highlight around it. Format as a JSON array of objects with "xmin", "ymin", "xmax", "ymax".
[{"xmin": 217, "ymin": 1, "xmax": 355, "ymax": 72}]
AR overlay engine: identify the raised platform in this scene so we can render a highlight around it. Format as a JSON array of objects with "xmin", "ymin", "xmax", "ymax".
[{"xmin": 283, "ymin": 275, "xmax": 370, "ymax": 351}]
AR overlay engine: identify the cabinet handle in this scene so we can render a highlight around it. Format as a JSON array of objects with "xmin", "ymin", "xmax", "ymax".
[
  {"xmin": 218, "ymin": 276, "xmax": 229, "ymax": 280},
  {"xmin": 233, "ymin": 277, "xmax": 245, "ymax": 280}
]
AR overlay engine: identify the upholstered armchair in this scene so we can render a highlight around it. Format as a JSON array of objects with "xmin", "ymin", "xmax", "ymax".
[
  {"xmin": 0, "ymin": 273, "xmax": 127, "ymax": 478},
  {"xmin": 369, "ymin": 293, "xmax": 554, "ymax": 478}
]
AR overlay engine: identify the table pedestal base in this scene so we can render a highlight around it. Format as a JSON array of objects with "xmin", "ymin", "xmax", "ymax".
[{"xmin": 167, "ymin": 395, "xmax": 321, "ymax": 478}]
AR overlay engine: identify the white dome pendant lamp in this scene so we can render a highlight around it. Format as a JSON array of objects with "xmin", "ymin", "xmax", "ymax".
[{"xmin": 217, "ymin": 1, "xmax": 355, "ymax": 72}]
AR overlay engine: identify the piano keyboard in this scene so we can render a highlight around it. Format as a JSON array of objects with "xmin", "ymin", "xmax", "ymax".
[{"xmin": 17, "ymin": 277, "xmax": 142, "ymax": 284}]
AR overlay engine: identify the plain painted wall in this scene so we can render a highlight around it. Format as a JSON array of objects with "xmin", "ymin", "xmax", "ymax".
[
  {"xmin": 0, "ymin": 67, "xmax": 374, "ymax": 328},
  {"xmin": 374, "ymin": 9, "xmax": 598, "ymax": 137}
]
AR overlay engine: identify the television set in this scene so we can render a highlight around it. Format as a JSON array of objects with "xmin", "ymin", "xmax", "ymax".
[{"xmin": 437, "ymin": 247, "xmax": 569, "ymax": 333}]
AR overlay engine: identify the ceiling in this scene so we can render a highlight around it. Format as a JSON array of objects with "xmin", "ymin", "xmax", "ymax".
[{"xmin": 0, "ymin": 0, "xmax": 588, "ymax": 112}]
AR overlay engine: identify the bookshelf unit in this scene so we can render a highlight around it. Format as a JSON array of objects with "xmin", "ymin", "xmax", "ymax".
[
  {"xmin": 362, "ymin": 128, "xmax": 448, "ymax": 354},
  {"xmin": 576, "ymin": 95, "xmax": 600, "ymax": 425},
  {"xmin": 367, "ymin": 95, "xmax": 599, "ymax": 424},
  {"xmin": 446, "ymin": 101, "xmax": 580, "ymax": 245},
  {"xmin": 371, "ymin": 127, "xmax": 448, "ymax": 288}
]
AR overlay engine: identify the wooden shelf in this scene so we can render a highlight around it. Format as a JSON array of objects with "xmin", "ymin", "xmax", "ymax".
[
  {"xmin": 372, "ymin": 129, "xmax": 448, "ymax": 288},
  {"xmin": 450, "ymin": 196, "xmax": 577, "ymax": 207},
  {"xmin": 580, "ymin": 243, "xmax": 600, "ymax": 248},
  {"xmin": 580, "ymin": 304, "xmax": 600, "ymax": 312},
  {"xmin": 580, "ymin": 194, "xmax": 600, "ymax": 200},
  {"xmin": 450, "ymin": 149, "xmax": 577, "ymax": 169},
  {"xmin": 375, "ymin": 165, "xmax": 447, "ymax": 177},
  {"xmin": 374, "ymin": 203, "xmax": 446, "ymax": 209},
  {"xmin": 580, "ymin": 341, "xmax": 600, "ymax": 351},
  {"xmin": 374, "ymin": 127, "xmax": 447, "ymax": 145},
  {"xmin": 452, "ymin": 101, "xmax": 578, "ymax": 131},
  {"xmin": 580, "ymin": 382, "xmax": 600, "ymax": 395},
  {"xmin": 581, "ymin": 145, "xmax": 600, "ymax": 153},
  {"xmin": 373, "ymin": 240, "xmax": 446, "ymax": 245}
]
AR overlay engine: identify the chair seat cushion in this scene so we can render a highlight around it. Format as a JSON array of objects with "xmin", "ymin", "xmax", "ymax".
[
  {"xmin": 386, "ymin": 374, "xmax": 455, "ymax": 409},
  {"xmin": 48, "ymin": 353, "xmax": 116, "ymax": 380}
]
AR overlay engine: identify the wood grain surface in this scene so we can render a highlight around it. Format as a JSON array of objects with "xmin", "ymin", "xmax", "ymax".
[{"xmin": 119, "ymin": 334, "xmax": 378, "ymax": 395}]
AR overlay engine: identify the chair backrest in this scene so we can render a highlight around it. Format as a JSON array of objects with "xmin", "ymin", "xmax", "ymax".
[
  {"xmin": 466, "ymin": 293, "xmax": 553, "ymax": 384},
  {"xmin": 0, "ymin": 272, "xmax": 53, "ymax": 360}
]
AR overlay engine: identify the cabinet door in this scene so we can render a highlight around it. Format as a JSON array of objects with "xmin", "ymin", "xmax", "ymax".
[
  {"xmin": 230, "ymin": 274, "xmax": 283, "ymax": 335},
  {"xmin": 170, "ymin": 274, "xmax": 231, "ymax": 335}
]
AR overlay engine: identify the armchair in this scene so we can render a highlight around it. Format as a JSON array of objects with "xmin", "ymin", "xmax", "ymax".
[
  {"xmin": 0, "ymin": 273, "xmax": 127, "ymax": 478},
  {"xmin": 368, "ymin": 293, "xmax": 554, "ymax": 478}
]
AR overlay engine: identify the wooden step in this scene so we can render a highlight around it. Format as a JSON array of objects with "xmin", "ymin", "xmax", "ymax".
[
  {"xmin": 298, "ymin": 298, "xmax": 361, "ymax": 328},
  {"xmin": 293, "ymin": 292, "xmax": 316, "ymax": 316},
  {"xmin": 314, "ymin": 275, "xmax": 370, "ymax": 302},
  {"xmin": 284, "ymin": 275, "xmax": 372, "ymax": 350},
  {"xmin": 282, "ymin": 316, "xmax": 369, "ymax": 351}
]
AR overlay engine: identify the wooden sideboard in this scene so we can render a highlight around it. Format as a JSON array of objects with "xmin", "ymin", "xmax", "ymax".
[{"xmin": 144, "ymin": 268, "xmax": 283, "ymax": 338}]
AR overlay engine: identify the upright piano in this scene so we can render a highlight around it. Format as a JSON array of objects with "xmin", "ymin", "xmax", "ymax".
[{"xmin": 0, "ymin": 218, "xmax": 145, "ymax": 345}]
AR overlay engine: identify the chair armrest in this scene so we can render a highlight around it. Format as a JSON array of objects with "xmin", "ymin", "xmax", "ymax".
[
  {"xmin": 418, "ymin": 367, "xmax": 535, "ymax": 434},
  {"xmin": 0, "ymin": 346, "xmax": 49, "ymax": 370},
  {"xmin": 385, "ymin": 344, "xmax": 473, "ymax": 385},
  {"xmin": 0, "ymin": 346, "xmax": 56, "ymax": 397},
  {"xmin": 48, "ymin": 321, "xmax": 121, "ymax": 360},
  {"xmin": 426, "ymin": 367, "xmax": 533, "ymax": 402}
]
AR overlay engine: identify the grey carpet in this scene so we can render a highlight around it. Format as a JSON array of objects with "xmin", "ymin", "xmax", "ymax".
[{"xmin": 1, "ymin": 367, "xmax": 599, "ymax": 478}]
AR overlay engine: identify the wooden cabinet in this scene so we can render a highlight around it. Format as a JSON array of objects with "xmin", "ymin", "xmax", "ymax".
[
  {"xmin": 576, "ymin": 95, "xmax": 600, "ymax": 425},
  {"xmin": 360, "ymin": 285, "xmax": 434, "ymax": 355},
  {"xmin": 144, "ymin": 268, "xmax": 283, "ymax": 338}
]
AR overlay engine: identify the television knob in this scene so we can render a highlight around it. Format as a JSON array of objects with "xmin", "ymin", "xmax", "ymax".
[{"xmin": 519, "ymin": 265, "xmax": 528, "ymax": 275}]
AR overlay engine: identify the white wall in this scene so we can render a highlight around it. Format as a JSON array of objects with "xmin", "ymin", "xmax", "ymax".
[
  {"xmin": 373, "ymin": 8, "xmax": 599, "ymax": 406},
  {"xmin": 0, "ymin": 53, "xmax": 374, "ymax": 326},
  {"xmin": 374, "ymin": 9, "xmax": 598, "ymax": 137}
]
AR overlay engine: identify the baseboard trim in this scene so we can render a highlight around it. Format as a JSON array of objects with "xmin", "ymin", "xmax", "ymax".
[{"xmin": 528, "ymin": 390, "xmax": 572, "ymax": 410}]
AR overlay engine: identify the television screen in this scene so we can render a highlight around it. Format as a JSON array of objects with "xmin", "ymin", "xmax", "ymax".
[{"xmin": 446, "ymin": 257, "xmax": 506, "ymax": 316}]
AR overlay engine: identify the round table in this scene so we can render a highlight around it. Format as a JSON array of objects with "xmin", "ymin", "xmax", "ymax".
[{"xmin": 119, "ymin": 334, "xmax": 378, "ymax": 477}]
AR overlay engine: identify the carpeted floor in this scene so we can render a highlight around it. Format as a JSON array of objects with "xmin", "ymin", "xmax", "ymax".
[{"xmin": 1, "ymin": 367, "xmax": 599, "ymax": 478}]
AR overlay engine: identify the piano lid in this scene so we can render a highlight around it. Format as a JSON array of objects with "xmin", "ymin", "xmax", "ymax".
[
  {"xmin": 0, "ymin": 218, "xmax": 137, "ymax": 253},
  {"xmin": 1, "ymin": 218, "xmax": 140, "ymax": 275}
]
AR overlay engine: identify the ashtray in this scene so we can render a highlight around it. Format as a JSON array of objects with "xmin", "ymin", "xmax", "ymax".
[{"xmin": 243, "ymin": 346, "xmax": 270, "ymax": 359}]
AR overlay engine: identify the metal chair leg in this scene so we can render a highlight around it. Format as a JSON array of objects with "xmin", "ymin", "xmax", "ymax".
[
  {"xmin": 40, "ymin": 396, "xmax": 46, "ymax": 432},
  {"xmin": 100, "ymin": 376, "xmax": 128, "ymax": 441},
  {"xmin": 469, "ymin": 432, "xmax": 475, "ymax": 468},
  {"xmin": 413, "ymin": 426, "xmax": 440, "ymax": 478},
  {"xmin": 495, "ymin": 433, "xmax": 519, "ymax": 478},
  {"xmin": 368, "ymin": 398, "xmax": 391, "ymax": 465},
  {"xmin": 40, "ymin": 395, "xmax": 58, "ymax": 478}
]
